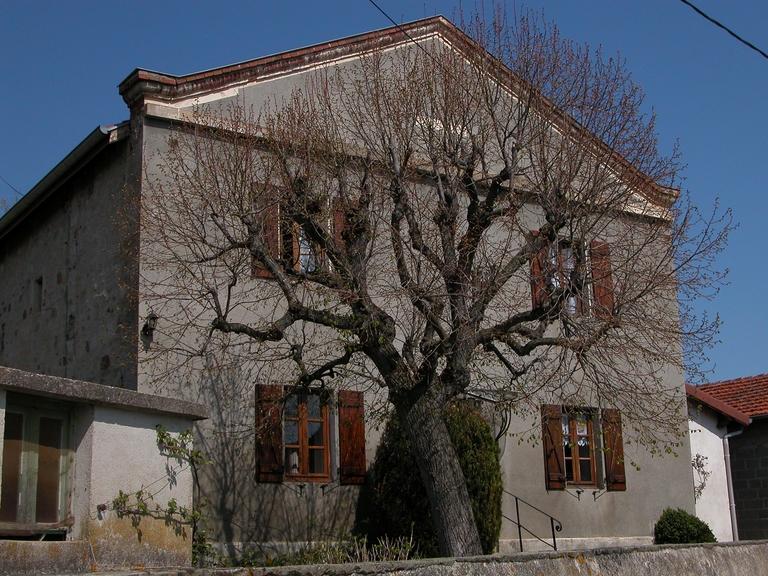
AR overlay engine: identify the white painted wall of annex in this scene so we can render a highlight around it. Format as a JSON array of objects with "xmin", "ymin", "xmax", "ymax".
[{"xmin": 688, "ymin": 405, "xmax": 734, "ymax": 541}]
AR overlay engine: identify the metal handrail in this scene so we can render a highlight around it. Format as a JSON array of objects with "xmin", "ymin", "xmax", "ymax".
[{"xmin": 502, "ymin": 489, "xmax": 563, "ymax": 552}]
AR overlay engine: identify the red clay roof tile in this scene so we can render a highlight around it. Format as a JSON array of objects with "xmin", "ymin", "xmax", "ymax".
[{"xmin": 697, "ymin": 373, "xmax": 768, "ymax": 418}]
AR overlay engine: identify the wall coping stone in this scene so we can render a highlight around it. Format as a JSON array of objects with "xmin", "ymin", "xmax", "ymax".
[
  {"xmin": 43, "ymin": 540, "xmax": 768, "ymax": 576},
  {"xmin": 0, "ymin": 366, "xmax": 208, "ymax": 420}
]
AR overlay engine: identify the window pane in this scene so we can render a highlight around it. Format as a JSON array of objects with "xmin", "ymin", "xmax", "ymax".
[
  {"xmin": 565, "ymin": 459, "xmax": 574, "ymax": 482},
  {"xmin": 578, "ymin": 439, "xmax": 590, "ymax": 459},
  {"xmin": 36, "ymin": 417, "xmax": 63, "ymax": 523},
  {"xmin": 284, "ymin": 420, "xmax": 299, "ymax": 446},
  {"xmin": 308, "ymin": 448, "xmax": 325, "ymax": 475},
  {"xmin": 285, "ymin": 448, "xmax": 300, "ymax": 474},
  {"xmin": 0, "ymin": 412, "xmax": 24, "ymax": 522},
  {"xmin": 307, "ymin": 394, "xmax": 322, "ymax": 420},
  {"xmin": 299, "ymin": 229, "xmax": 317, "ymax": 274},
  {"xmin": 308, "ymin": 422, "xmax": 324, "ymax": 446},
  {"xmin": 576, "ymin": 415, "xmax": 588, "ymax": 436},
  {"xmin": 561, "ymin": 246, "xmax": 575, "ymax": 271},
  {"xmin": 561, "ymin": 414, "xmax": 569, "ymax": 436},
  {"xmin": 566, "ymin": 295, "xmax": 579, "ymax": 315},
  {"xmin": 563, "ymin": 442, "xmax": 572, "ymax": 458},
  {"xmin": 579, "ymin": 459, "xmax": 592, "ymax": 483},
  {"xmin": 284, "ymin": 394, "xmax": 298, "ymax": 418}
]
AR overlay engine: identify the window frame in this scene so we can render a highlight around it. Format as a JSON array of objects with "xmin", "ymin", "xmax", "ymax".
[
  {"xmin": 0, "ymin": 395, "xmax": 73, "ymax": 532},
  {"xmin": 282, "ymin": 390, "xmax": 332, "ymax": 483},
  {"xmin": 252, "ymin": 189, "xmax": 342, "ymax": 279},
  {"xmin": 255, "ymin": 386, "xmax": 366, "ymax": 485},
  {"xmin": 561, "ymin": 409, "xmax": 597, "ymax": 486},
  {"xmin": 531, "ymin": 236, "xmax": 614, "ymax": 318},
  {"xmin": 547, "ymin": 240, "xmax": 584, "ymax": 316}
]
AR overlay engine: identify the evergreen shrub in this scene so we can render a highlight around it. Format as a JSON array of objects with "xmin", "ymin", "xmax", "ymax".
[
  {"xmin": 654, "ymin": 507, "xmax": 716, "ymax": 544},
  {"xmin": 366, "ymin": 400, "xmax": 502, "ymax": 556}
]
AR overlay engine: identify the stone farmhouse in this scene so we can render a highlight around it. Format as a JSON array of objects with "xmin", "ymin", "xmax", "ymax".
[{"xmin": 0, "ymin": 17, "xmax": 697, "ymax": 561}]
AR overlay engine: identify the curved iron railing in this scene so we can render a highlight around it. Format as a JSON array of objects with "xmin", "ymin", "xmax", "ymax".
[{"xmin": 502, "ymin": 490, "xmax": 563, "ymax": 552}]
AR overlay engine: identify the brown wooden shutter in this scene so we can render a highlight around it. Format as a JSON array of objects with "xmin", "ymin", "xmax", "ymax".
[
  {"xmin": 590, "ymin": 241, "xmax": 614, "ymax": 318},
  {"xmin": 338, "ymin": 390, "xmax": 366, "ymax": 484},
  {"xmin": 255, "ymin": 385, "xmax": 283, "ymax": 482},
  {"xmin": 542, "ymin": 404, "xmax": 565, "ymax": 490},
  {"xmin": 253, "ymin": 202, "xmax": 279, "ymax": 278},
  {"xmin": 530, "ymin": 242, "xmax": 549, "ymax": 309},
  {"xmin": 601, "ymin": 408, "xmax": 626, "ymax": 491}
]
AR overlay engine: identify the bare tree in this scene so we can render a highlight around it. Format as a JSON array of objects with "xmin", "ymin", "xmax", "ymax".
[{"xmin": 139, "ymin": 9, "xmax": 729, "ymax": 557}]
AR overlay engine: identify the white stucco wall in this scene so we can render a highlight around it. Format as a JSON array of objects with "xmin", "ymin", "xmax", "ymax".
[{"xmin": 688, "ymin": 405, "xmax": 734, "ymax": 541}]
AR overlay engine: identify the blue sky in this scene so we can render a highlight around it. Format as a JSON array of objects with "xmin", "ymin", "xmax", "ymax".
[{"xmin": 1, "ymin": 1, "xmax": 765, "ymax": 382}]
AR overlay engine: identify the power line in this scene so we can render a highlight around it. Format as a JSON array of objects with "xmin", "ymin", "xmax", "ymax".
[
  {"xmin": 367, "ymin": 0, "xmax": 440, "ymax": 62},
  {"xmin": 679, "ymin": 0, "xmax": 768, "ymax": 61},
  {"xmin": 0, "ymin": 173, "xmax": 22, "ymax": 198}
]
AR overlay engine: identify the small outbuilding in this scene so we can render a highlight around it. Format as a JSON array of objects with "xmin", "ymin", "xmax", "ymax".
[{"xmin": 0, "ymin": 366, "xmax": 208, "ymax": 574}]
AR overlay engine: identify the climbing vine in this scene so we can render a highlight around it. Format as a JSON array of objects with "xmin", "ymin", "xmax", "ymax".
[{"xmin": 109, "ymin": 425, "xmax": 214, "ymax": 564}]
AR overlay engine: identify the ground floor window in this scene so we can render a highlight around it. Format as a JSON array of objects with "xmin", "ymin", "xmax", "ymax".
[
  {"xmin": 1, "ymin": 397, "xmax": 72, "ymax": 529},
  {"xmin": 256, "ymin": 386, "xmax": 366, "ymax": 485},
  {"xmin": 283, "ymin": 390, "xmax": 330, "ymax": 481},
  {"xmin": 561, "ymin": 410, "xmax": 596, "ymax": 485},
  {"xmin": 542, "ymin": 404, "xmax": 626, "ymax": 491}
]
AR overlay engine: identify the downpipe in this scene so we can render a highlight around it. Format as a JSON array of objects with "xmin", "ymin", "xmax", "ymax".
[{"xmin": 723, "ymin": 427, "xmax": 744, "ymax": 541}]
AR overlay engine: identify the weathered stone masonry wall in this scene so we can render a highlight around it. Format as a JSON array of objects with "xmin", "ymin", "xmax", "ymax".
[
  {"xmin": 8, "ymin": 540, "xmax": 763, "ymax": 576},
  {"xmin": 0, "ymin": 139, "xmax": 138, "ymax": 389}
]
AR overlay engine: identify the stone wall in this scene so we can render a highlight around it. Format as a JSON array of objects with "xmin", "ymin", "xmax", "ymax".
[
  {"xmin": 5, "ymin": 540, "xmax": 766, "ymax": 576},
  {"xmin": 731, "ymin": 418, "xmax": 768, "ymax": 539}
]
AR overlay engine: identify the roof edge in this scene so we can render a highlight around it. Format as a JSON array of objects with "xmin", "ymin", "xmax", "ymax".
[
  {"xmin": 686, "ymin": 383, "xmax": 751, "ymax": 427},
  {"xmin": 118, "ymin": 16, "xmax": 455, "ymax": 109},
  {"xmin": 0, "ymin": 122, "xmax": 130, "ymax": 243},
  {"xmin": 0, "ymin": 366, "xmax": 209, "ymax": 421}
]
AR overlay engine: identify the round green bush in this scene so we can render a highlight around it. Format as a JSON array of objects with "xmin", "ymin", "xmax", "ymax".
[
  {"xmin": 654, "ymin": 508, "xmax": 716, "ymax": 544},
  {"xmin": 366, "ymin": 400, "xmax": 503, "ymax": 557}
]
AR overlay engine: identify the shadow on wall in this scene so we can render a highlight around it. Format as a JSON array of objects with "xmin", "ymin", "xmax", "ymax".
[{"xmin": 190, "ymin": 366, "xmax": 358, "ymax": 554}]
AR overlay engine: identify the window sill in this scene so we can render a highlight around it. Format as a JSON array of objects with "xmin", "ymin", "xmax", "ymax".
[
  {"xmin": 284, "ymin": 474, "xmax": 332, "ymax": 483},
  {"xmin": 0, "ymin": 517, "xmax": 73, "ymax": 537}
]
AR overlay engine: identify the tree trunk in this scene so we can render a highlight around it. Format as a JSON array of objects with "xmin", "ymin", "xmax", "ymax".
[{"xmin": 395, "ymin": 391, "xmax": 483, "ymax": 557}]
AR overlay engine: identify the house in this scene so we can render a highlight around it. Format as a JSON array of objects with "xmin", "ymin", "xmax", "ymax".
[
  {"xmin": 687, "ymin": 383, "xmax": 750, "ymax": 541},
  {"xmin": 0, "ymin": 16, "xmax": 697, "ymax": 560},
  {"xmin": 690, "ymin": 375, "xmax": 768, "ymax": 541}
]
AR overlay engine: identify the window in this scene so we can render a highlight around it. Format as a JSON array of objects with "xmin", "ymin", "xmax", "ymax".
[
  {"xmin": 530, "ymin": 238, "xmax": 614, "ymax": 318},
  {"xmin": 1, "ymin": 397, "xmax": 72, "ymax": 531},
  {"xmin": 255, "ymin": 386, "xmax": 366, "ymax": 484},
  {"xmin": 252, "ymin": 195, "xmax": 345, "ymax": 279},
  {"xmin": 561, "ymin": 410, "xmax": 595, "ymax": 484},
  {"xmin": 541, "ymin": 404, "xmax": 626, "ymax": 491},
  {"xmin": 283, "ymin": 391, "xmax": 330, "ymax": 480}
]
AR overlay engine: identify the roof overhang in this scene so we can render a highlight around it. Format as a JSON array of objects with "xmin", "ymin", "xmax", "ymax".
[{"xmin": 686, "ymin": 383, "xmax": 751, "ymax": 427}]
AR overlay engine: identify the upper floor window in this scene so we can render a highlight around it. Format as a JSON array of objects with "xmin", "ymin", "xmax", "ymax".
[
  {"xmin": 252, "ymin": 195, "xmax": 344, "ymax": 279},
  {"xmin": 530, "ymin": 238, "xmax": 614, "ymax": 318}
]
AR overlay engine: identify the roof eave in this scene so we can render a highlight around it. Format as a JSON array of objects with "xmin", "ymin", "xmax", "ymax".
[
  {"xmin": 686, "ymin": 383, "xmax": 752, "ymax": 427},
  {"xmin": 118, "ymin": 16, "xmax": 454, "ymax": 109}
]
